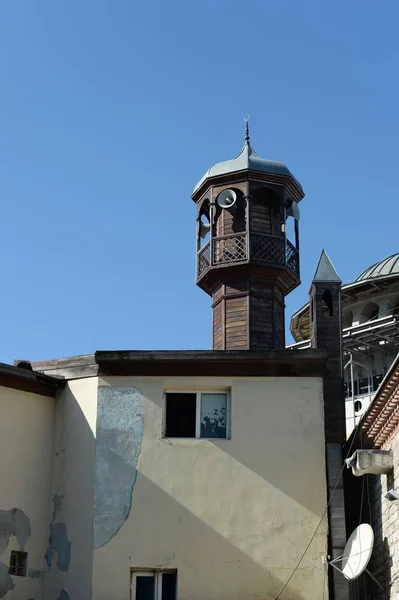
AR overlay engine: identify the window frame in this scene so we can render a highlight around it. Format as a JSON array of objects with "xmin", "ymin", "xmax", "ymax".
[
  {"xmin": 163, "ymin": 390, "xmax": 230, "ymax": 440},
  {"xmin": 130, "ymin": 569, "xmax": 177, "ymax": 600},
  {"xmin": 8, "ymin": 551, "xmax": 27, "ymax": 577}
]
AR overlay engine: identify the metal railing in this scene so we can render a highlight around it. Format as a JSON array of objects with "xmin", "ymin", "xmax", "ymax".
[{"xmin": 197, "ymin": 232, "xmax": 299, "ymax": 279}]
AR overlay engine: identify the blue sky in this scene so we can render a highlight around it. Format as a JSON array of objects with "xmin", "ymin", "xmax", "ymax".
[{"xmin": 1, "ymin": 1, "xmax": 398, "ymax": 362}]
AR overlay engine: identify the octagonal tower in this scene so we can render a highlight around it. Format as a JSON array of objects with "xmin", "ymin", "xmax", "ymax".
[{"xmin": 192, "ymin": 124, "xmax": 304, "ymax": 350}]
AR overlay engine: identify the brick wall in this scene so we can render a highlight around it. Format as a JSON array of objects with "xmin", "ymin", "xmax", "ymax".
[{"xmin": 368, "ymin": 428, "xmax": 399, "ymax": 599}]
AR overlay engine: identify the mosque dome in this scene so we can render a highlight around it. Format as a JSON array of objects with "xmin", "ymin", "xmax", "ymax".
[{"xmin": 355, "ymin": 254, "xmax": 399, "ymax": 283}]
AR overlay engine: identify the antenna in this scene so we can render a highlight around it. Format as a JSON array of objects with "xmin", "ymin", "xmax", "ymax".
[{"xmin": 328, "ymin": 524, "xmax": 384, "ymax": 591}]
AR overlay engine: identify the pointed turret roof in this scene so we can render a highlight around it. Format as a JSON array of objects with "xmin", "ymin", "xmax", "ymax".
[{"xmin": 312, "ymin": 250, "xmax": 341, "ymax": 283}]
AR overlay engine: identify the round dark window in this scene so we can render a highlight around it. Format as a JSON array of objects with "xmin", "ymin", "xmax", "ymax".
[{"xmin": 354, "ymin": 400, "xmax": 362, "ymax": 413}]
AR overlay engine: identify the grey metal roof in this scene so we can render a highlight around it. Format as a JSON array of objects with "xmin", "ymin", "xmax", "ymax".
[
  {"xmin": 312, "ymin": 250, "xmax": 341, "ymax": 283},
  {"xmin": 193, "ymin": 140, "xmax": 303, "ymax": 194},
  {"xmin": 355, "ymin": 253, "xmax": 399, "ymax": 282}
]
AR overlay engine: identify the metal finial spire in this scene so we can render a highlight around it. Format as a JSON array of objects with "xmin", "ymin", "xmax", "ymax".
[{"xmin": 244, "ymin": 116, "xmax": 250, "ymax": 144}]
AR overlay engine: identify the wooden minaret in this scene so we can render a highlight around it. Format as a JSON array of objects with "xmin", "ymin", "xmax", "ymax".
[{"xmin": 192, "ymin": 123, "xmax": 304, "ymax": 350}]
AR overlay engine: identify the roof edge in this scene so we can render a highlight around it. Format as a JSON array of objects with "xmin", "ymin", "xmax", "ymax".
[
  {"xmin": 95, "ymin": 348, "xmax": 327, "ymax": 377},
  {"xmin": 0, "ymin": 362, "xmax": 65, "ymax": 398}
]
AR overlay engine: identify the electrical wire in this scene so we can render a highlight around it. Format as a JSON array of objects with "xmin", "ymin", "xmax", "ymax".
[{"xmin": 274, "ymin": 419, "xmax": 362, "ymax": 600}]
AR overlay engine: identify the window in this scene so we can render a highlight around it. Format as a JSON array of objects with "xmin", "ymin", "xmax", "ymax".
[
  {"xmin": 9, "ymin": 551, "xmax": 27, "ymax": 577},
  {"xmin": 354, "ymin": 400, "xmax": 363, "ymax": 413},
  {"xmin": 131, "ymin": 571, "xmax": 177, "ymax": 600},
  {"xmin": 165, "ymin": 392, "xmax": 228, "ymax": 439}
]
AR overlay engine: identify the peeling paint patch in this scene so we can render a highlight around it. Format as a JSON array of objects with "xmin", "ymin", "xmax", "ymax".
[
  {"xmin": 44, "ymin": 494, "xmax": 71, "ymax": 572},
  {"xmin": 0, "ymin": 563, "xmax": 14, "ymax": 598},
  {"xmin": 0, "ymin": 508, "xmax": 31, "ymax": 554},
  {"xmin": 94, "ymin": 386, "xmax": 144, "ymax": 548},
  {"xmin": 45, "ymin": 522, "xmax": 71, "ymax": 571},
  {"xmin": 57, "ymin": 588, "xmax": 70, "ymax": 600}
]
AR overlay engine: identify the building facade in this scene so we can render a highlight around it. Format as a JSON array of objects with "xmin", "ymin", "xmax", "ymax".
[
  {"xmin": 290, "ymin": 254, "xmax": 399, "ymax": 436},
  {"xmin": 0, "ymin": 129, "xmax": 348, "ymax": 600},
  {"xmin": 345, "ymin": 353, "xmax": 399, "ymax": 599}
]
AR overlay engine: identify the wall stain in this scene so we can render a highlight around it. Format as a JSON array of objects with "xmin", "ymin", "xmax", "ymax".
[
  {"xmin": 45, "ymin": 495, "xmax": 71, "ymax": 572},
  {"xmin": 0, "ymin": 563, "xmax": 14, "ymax": 598},
  {"xmin": 94, "ymin": 386, "xmax": 144, "ymax": 548},
  {"xmin": 51, "ymin": 494, "xmax": 64, "ymax": 521},
  {"xmin": 57, "ymin": 588, "xmax": 70, "ymax": 600},
  {"xmin": 0, "ymin": 508, "xmax": 31, "ymax": 554},
  {"xmin": 28, "ymin": 569, "xmax": 45, "ymax": 579}
]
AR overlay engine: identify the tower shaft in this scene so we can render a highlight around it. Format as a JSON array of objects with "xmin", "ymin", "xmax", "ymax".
[{"xmin": 212, "ymin": 274, "xmax": 285, "ymax": 350}]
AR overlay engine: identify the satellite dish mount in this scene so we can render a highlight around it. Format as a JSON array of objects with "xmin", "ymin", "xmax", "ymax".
[{"xmin": 327, "ymin": 524, "xmax": 384, "ymax": 592}]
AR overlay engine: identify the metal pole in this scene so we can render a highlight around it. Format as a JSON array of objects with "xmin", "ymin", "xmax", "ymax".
[
  {"xmin": 244, "ymin": 194, "xmax": 250, "ymax": 261},
  {"xmin": 294, "ymin": 218, "xmax": 300, "ymax": 251},
  {"xmin": 350, "ymin": 352, "xmax": 356, "ymax": 430},
  {"xmin": 210, "ymin": 200, "xmax": 215, "ymax": 266},
  {"xmin": 365, "ymin": 568, "xmax": 385, "ymax": 592},
  {"xmin": 283, "ymin": 205, "xmax": 287, "ymax": 265}
]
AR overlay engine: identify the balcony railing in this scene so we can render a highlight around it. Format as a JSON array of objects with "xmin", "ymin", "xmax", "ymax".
[{"xmin": 197, "ymin": 232, "xmax": 300, "ymax": 280}]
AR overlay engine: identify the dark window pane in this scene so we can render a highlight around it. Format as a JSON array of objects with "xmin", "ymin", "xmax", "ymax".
[
  {"xmin": 136, "ymin": 576, "xmax": 154, "ymax": 600},
  {"xmin": 165, "ymin": 393, "xmax": 196, "ymax": 437},
  {"xmin": 162, "ymin": 573, "xmax": 177, "ymax": 600}
]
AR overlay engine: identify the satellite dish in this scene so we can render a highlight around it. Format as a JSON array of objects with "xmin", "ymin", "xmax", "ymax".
[
  {"xmin": 329, "ymin": 524, "xmax": 383, "ymax": 590},
  {"xmin": 286, "ymin": 199, "xmax": 300, "ymax": 221},
  {"xmin": 199, "ymin": 219, "xmax": 211, "ymax": 239},
  {"xmin": 217, "ymin": 189, "xmax": 237, "ymax": 209},
  {"xmin": 341, "ymin": 524, "xmax": 374, "ymax": 580}
]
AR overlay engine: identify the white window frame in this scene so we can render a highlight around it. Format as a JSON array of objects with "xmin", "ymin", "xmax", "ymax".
[
  {"xmin": 163, "ymin": 390, "xmax": 230, "ymax": 439},
  {"xmin": 130, "ymin": 570, "xmax": 177, "ymax": 600}
]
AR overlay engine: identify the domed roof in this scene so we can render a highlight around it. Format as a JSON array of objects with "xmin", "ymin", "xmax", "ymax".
[
  {"xmin": 355, "ymin": 253, "xmax": 399, "ymax": 282},
  {"xmin": 193, "ymin": 125, "xmax": 302, "ymax": 194}
]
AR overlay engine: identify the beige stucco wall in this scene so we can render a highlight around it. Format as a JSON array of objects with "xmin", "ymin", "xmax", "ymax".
[
  {"xmin": 93, "ymin": 376, "xmax": 328, "ymax": 600},
  {"xmin": 43, "ymin": 376, "xmax": 98, "ymax": 600},
  {"xmin": 0, "ymin": 385, "xmax": 54, "ymax": 600}
]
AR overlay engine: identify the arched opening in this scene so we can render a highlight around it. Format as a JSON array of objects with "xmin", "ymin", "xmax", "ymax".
[
  {"xmin": 359, "ymin": 301, "xmax": 379, "ymax": 324},
  {"xmin": 215, "ymin": 189, "xmax": 246, "ymax": 238},
  {"xmin": 354, "ymin": 400, "xmax": 362, "ymax": 413},
  {"xmin": 384, "ymin": 296, "xmax": 399, "ymax": 316},
  {"xmin": 250, "ymin": 187, "xmax": 282, "ymax": 236},
  {"xmin": 342, "ymin": 309, "xmax": 353, "ymax": 329},
  {"xmin": 322, "ymin": 289, "xmax": 334, "ymax": 317}
]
